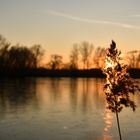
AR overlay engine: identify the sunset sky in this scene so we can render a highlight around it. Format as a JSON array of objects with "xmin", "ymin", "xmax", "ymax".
[{"xmin": 0, "ymin": 0, "xmax": 140, "ymax": 61}]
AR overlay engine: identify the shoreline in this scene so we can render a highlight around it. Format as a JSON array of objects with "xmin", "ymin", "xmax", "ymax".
[{"xmin": 0, "ymin": 68, "xmax": 139, "ymax": 78}]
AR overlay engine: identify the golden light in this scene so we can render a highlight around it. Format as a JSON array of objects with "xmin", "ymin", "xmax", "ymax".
[{"xmin": 105, "ymin": 59, "xmax": 114, "ymax": 69}]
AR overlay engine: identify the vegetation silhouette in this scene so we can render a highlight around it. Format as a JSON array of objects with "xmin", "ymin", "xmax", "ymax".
[
  {"xmin": 79, "ymin": 41, "xmax": 93, "ymax": 69},
  {"xmin": 47, "ymin": 54, "xmax": 63, "ymax": 70},
  {"xmin": 103, "ymin": 41, "xmax": 140, "ymax": 140},
  {"xmin": 93, "ymin": 47, "xmax": 106, "ymax": 68},
  {"xmin": 0, "ymin": 34, "xmax": 139, "ymax": 77},
  {"xmin": 69, "ymin": 44, "xmax": 79, "ymax": 70},
  {"xmin": 126, "ymin": 50, "xmax": 140, "ymax": 68}
]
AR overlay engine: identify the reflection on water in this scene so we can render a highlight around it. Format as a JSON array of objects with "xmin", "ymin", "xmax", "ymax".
[
  {"xmin": 0, "ymin": 78, "xmax": 139, "ymax": 140},
  {"xmin": 102, "ymin": 109, "xmax": 113, "ymax": 140},
  {"xmin": 0, "ymin": 78, "xmax": 38, "ymax": 113}
]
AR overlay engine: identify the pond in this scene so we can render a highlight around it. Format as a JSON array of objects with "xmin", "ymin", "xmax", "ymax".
[{"xmin": 0, "ymin": 78, "xmax": 140, "ymax": 140}]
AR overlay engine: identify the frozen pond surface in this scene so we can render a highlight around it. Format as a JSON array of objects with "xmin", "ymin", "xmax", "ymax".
[{"xmin": 0, "ymin": 78, "xmax": 140, "ymax": 140}]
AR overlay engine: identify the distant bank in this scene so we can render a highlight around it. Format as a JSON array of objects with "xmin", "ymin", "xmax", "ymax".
[{"xmin": 0, "ymin": 68, "xmax": 139, "ymax": 78}]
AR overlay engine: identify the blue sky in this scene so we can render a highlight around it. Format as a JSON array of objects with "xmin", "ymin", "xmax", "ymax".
[{"xmin": 0, "ymin": 0, "xmax": 140, "ymax": 61}]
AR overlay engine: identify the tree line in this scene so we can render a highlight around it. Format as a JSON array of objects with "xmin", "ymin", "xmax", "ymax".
[
  {"xmin": 46, "ymin": 42, "xmax": 107, "ymax": 70},
  {"xmin": 0, "ymin": 34, "xmax": 139, "ymax": 72},
  {"xmin": 0, "ymin": 35, "xmax": 43, "ymax": 71}
]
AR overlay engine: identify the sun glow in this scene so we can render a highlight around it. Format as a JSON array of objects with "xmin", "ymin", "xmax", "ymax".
[{"xmin": 105, "ymin": 59, "xmax": 114, "ymax": 69}]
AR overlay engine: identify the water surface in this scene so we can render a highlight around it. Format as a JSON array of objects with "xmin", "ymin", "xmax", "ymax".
[{"xmin": 0, "ymin": 78, "xmax": 140, "ymax": 140}]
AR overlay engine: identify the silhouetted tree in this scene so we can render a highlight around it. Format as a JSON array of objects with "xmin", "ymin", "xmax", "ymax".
[
  {"xmin": 48, "ymin": 54, "xmax": 63, "ymax": 70},
  {"xmin": 126, "ymin": 50, "xmax": 140, "ymax": 68},
  {"xmin": 137, "ymin": 52, "xmax": 140, "ymax": 68},
  {"xmin": 8, "ymin": 45, "xmax": 35, "ymax": 70},
  {"xmin": 103, "ymin": 41, "xmax": 140, "ymax": 140},
  {"xmin": 93, "ymin": 47, "xmax": 106, "ymax": 68},
  {"xmin": 79, "ymin": 41, "xmax": 93, "ymax": 69},
  {"xmin": 0, "ymin": 35, "xmax": 45, "ymax": 74},
  {"xmin": 0, "ymin": 35, "xmax": 10, "ymax": 69},
  {"xmin": 62, "ymin": 63, "xmax": 71, "ymax": 70},
  {"xmin": 69, "ymin": 43, "xmax": 79, "ymax": 70},
  {"xmin": 0, "ymin": 35, "xmax": 10, "ymax": 49},
  {"xmin": 31, "ymin": 44, "xmax": 44, "ymax": 68}
]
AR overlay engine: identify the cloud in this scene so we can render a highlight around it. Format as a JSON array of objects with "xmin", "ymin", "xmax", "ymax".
[{"xmin": 46, "ymin": 10, "xmax": 140, "ymax": 30}]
